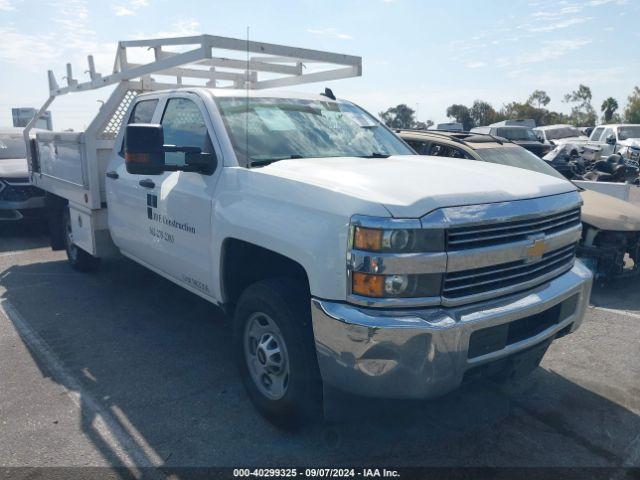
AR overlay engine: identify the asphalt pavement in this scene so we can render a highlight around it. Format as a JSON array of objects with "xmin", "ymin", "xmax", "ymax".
[{"xmin": 0, "ymin": 222, "xmax": 639, "ymax": 470}]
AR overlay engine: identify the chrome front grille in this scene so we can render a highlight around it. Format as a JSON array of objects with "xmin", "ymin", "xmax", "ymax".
[
  {"xmin": 447, "ymin": 207, "xmax": 581, "ymax": 250},
  {"xmin": 443, "ymin": 244, "xmax": 576, "ymax": 301}
]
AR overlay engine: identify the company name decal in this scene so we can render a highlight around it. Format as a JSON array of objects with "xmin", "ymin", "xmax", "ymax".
[
  {"xmin": 150, "ymin": 211, "xmax": 196, "ymax": 234},
  {"xmin": 146, "ymin": 193, "xmax": 196, "ymax": 235}
]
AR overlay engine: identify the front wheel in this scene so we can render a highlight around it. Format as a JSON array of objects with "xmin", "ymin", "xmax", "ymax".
[
  {"xmin": 234, "ymin": 278, "xmax": 322, "ymax": 428},
  {"xmin": 62, "ymin": 207, "xmax": 100, "ymax": 272}
]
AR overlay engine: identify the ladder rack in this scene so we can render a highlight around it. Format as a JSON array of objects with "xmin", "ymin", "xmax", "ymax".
[
  {"xmin": 47, "ymin": 34, "xmax": 362, "ymax": 96},
  {"xmin": 24, "ymin": 35, "xmax": 362, "ymax": 212}
]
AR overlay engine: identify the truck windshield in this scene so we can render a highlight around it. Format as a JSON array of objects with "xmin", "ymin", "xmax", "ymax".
[
  {"xmin": 0, "ymin": 134, "xmax": 27, "ymax": 160},
  {"xmin": 215, "ymin": 97, "xmax": 413, "ymax": 165},
  {"xmin": 475, "ymin": 146, "xmax": 566, "ymax": 180},
  {"xmin": 618, "ymin": 126, "xmax": 640, "ymax": 141},
  {"xmin": 545, "ymin": 127, "xmax": 583, "ymax": 140}
]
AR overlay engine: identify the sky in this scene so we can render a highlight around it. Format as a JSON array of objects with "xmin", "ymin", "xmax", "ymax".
[{"xmin": 0, "ymin": 0, "xmax": 639, "ymax": 130}]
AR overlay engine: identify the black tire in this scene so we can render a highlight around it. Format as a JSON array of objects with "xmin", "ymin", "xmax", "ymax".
[
  {"xmin": 62, "ymin": 208, "xmax": 100, "ymax": 272},
  {"xmin": 234, "ymin": 277, "xmax": 322, "ymax": 428}
]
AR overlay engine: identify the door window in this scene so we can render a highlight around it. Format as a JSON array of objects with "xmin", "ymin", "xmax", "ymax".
[
  {"xmin": 119, "ymin": 99, "xmax": 159, "ymax": 156},
  {"xmin": 129, "ymin": 99, "xmax": 159, "ymax": 124},
  {"xmin": 405, "ymin": 139, "xmax": 431, "ymax": 155},
  {"xmin": 161, "ymin": 98, "xmax": 212, "ymax": 167},
  {"xmin": 428, "ymin": 142, "xmax": 469, "ymax": 158}
]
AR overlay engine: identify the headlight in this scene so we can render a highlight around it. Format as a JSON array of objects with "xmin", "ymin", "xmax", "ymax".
[
  {"xmin": 352, "ymin": 226, "xmax": 444, "ymax": 253},
  {"xmin": 348, "ymin": 216, "xmax": 445, "ymax": 304}
]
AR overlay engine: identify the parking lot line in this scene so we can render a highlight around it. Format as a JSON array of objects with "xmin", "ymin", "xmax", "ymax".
[{"xmin": 0, "ymin": 298, "xmax": 164, "ymax": 469}]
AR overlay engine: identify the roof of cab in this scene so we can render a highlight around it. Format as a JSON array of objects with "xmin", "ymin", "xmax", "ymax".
[{"xmin": 137, "ymin": 87, "xmax": 340, "ymax": 103}]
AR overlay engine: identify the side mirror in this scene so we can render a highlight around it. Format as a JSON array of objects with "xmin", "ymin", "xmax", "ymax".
[
  {"xmin": 125, "ymin": 124, "xmax": 165, "ymax": 175},
  {"xmin": 125, "ymin": 124, "xmax": 217, "ymax": 175},
  {"xmin": 606, "ymin": 133, "xmax": 616, "ymax": 145}
]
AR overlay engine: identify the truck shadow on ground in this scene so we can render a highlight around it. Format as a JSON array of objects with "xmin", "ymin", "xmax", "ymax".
[{"xmin": 1, "ymin": 255, "xmax": 639, "ymax": 472}]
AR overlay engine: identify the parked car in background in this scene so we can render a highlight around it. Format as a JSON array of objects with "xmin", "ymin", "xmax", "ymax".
[
  {"xmin": 580, "ymin": 126, "xmax": 594, "ymax": 137},
  {"xmin": 471, "ymin": 125, "xmax": 551, "ymax": 157},
  {"xmin": 399, "ymin": 129, "xmax": 640, "ymax": 281},
  {"xmin": 490, "ymin": 119, "xmax": 536, "ymax": 128},
  {"xmin": 534, "ymin": 124, "xmax": 589, "ymax": 148},
  {"xmin": 586, "ymin": 124, "xmax": 640, "ymax": 163},
  {"xmin": 429, "ymin": 122, "xmax": 463, "ymax": 131},
  {"xmin": 0, "ymin": 127, "xmax": 44, "ymax": 221}
]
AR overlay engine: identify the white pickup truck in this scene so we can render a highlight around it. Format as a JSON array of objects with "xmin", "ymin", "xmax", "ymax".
[{"xmin": 26, "ymin": 36, "xmax": 592, "ymax": 425}]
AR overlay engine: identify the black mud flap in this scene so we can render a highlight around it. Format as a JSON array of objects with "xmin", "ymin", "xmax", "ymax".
[{"xmin": 44, "ymin": 193, "xmax": 67, "ymax": 251}]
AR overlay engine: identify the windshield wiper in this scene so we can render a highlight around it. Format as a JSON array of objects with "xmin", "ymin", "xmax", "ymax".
[
  {"xmin": 249, "ymin": 155, "xmax": 304, "ymax": 167},
  {"xmin": 357, "ymin": 152, "xmax": 391, "ymax": 158}
]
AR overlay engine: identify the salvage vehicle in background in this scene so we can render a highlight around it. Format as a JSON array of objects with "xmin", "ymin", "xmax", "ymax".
[
  {"xmin": 25, "ymin": 35, "xmax": 592, "ymax": 425},
  {"xmin": 544, "ymin": 145, "xmax": 639, "ymax": 183},
  {"xmin": 586, "ymin": 124, "xmax": 640, "ymax": 163},
  {"xmin": 400, "ymin": 129, "xmax": 640, "ymax": 281},
  {"xmin": 430, "ymin": 121, "xmax": 463, "ymax": 131},
  {"xmin": 0, "ymin": 127, "xmax": 44, "ymax": 221},
  {"xmin": 470, "ymin": 125, "xmax": 551, "ymax": 157},
  {"xmin": 534, "ymin": 124, "xmax": 589, "ymax": 148}
]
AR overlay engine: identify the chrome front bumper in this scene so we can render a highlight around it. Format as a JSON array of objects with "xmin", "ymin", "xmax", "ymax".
[{"xmin": 311, "ymin": 261, "xmax": 593, "ymax": 398}]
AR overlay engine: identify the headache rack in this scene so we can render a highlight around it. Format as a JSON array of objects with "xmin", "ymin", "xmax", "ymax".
[{"xmin": 24, "ymin": 34, "xmax": 362, "ymax": 210}]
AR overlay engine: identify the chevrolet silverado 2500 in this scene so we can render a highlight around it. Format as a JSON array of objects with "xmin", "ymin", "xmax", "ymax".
[{"xmin": 25, "ymin": 36, "xmax": 592, "ymax": 424}]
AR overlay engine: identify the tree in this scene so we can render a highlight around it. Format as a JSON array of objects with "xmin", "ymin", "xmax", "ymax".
[
  {"xmin": 379, "ymin": 104, "xmax": 416, "ymax": 129},
  {"xmin": 527, "ymin": 90, "xmax": 550, "ymax": 108},
  {"xmin": 624, "ymin": 86, "xmax": 640, "ymax": 124},
  {"xmin": 446, "ymin": 104, "xmax": 474, "ymax": 131},
  {"xmin": 600, "ymin": 97, "xmax": 619, "ymax": 123},
  {"xmin": 500, "ymin": 101, "xmax": 548, "ymax": 126},
  {"xmin": 469, "ymin": 100, "xmax": 498, "ymax": 127},
  {"xmin": 563, "ymin": 84, "xmax": 597, "ymax": 126}
]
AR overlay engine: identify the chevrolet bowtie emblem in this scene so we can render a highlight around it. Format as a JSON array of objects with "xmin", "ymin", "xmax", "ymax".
[{"xmin": 526, "ymin": 237, "xmax": 547, "ymax": 262}]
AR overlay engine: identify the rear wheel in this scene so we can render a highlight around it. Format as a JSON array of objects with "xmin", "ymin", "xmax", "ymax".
[
  {"xmin": 234, "ymin": 278, "xmax": 322, "ymax": 428},
  {"xmin": 62, "ymin": 208, "xmax": 100, "ymax": 272}
]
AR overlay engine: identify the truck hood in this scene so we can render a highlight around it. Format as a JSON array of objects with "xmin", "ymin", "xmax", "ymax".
[
  {"xmin": 580, "ymin": 189, "xmax": 640, "ymax": 232},
  {"xmin": 259, "ymin": 155, "xmax": 576, "ymax": 218},
  {"xmin": 0, "ymin": 158, "xmax": 28, "ymax": 179}
]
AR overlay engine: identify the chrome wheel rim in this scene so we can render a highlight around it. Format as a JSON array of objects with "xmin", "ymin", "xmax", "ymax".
[{"xmin": 244, "ymin": 312, "xmax": 290, "ymax": 400}]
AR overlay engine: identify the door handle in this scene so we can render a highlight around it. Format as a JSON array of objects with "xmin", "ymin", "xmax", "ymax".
[
  {"xmin": 105, "ymin": 171, "xmax": 119, "ymax": 179},
  {"xmin": 139, "ymin": 179, "xmax": 156, "ymax": 189}
]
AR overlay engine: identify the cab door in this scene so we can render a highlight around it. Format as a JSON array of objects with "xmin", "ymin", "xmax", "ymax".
[
  {"xmin": 106, "ymin": 97, "xmax": 161, "ymax": 261},
  {"xmin": 147, "ymin": 94, "xmax": 219, "ymax": 296}
]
